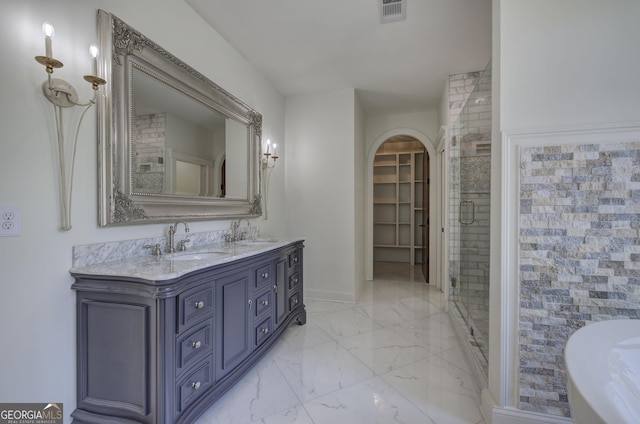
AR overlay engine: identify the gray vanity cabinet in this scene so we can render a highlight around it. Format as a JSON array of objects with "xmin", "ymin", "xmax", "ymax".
[
  {"xmin": 70, "ymin": 241, "xmax": 305, "ymax": 424},
  {"xmin": 215, "ymin": 269, "xmax": 252, "ymax": 379}
]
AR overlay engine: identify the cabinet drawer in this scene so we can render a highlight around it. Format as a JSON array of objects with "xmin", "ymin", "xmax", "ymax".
[
  {"xmin": 178, "ymin": 286, "xmax": 213, "ymax": 331},
  {"xmin": 254, "ymin": 317, "xmax": 273, "ymax": 347},
  {"xmin": 176, "ymin": 322, "xmax": 213, "ymax": 373},
  {"xmin": 254, "ymin": 290, "xmax": 273, "ymax": 319},
  {"xmin": 288, "ymin": 250, "xmax": 301, "ymax": 268},
  {"xmin": 255, "ymin": 263, "xmax": 273, "ymax": 288},
  {"xmin": 176, "ymin": 357, "xmax": 213, "ymax": 414},
  {"xmin": 289, "ymin": 291, "xmax": 302, "ymax": 311},
  {"xmin": 289, "ymin": 272, "xmax": 301, "ymax": 291}
]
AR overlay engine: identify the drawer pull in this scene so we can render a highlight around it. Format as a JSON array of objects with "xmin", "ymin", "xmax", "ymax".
[
  {"xmin": 261, "ymin": 300, "xmax": 269, "ymax": 306},
  {"xmin": 293, "ymin": 257, "xmax": 298, "ymax": 263},
  {"xmin": 192, "ymin": 381, "xmax": 201, "ymax": 390},
  {"xmin": 261, "ymin": 327, "xmax": 269, "ymax": 334},
  {"xmin": 261, "ymin": 272, "xmax": 269, "ymax": 279},
  {"xmin": 194, "ymin": 301, "xmax": 205, "ymax": 309},
  {"xmin": 192, "ymin": 341, "xmax": 202, "ymax": 350},
  {"xmin": 292, "ymin": 298, "xmax": 299, "ymax": 305},
  {"xmin": 293, "ymin": 277, "xmax": 299, "ymax": 284},
  {"xmin": 248, "ymin": 299, "xmax": 253, "ymax": 310}
]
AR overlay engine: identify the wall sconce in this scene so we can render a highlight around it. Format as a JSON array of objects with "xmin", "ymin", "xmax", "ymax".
[
  {"xmin": 262, "ymin": 139, "xmax": 279, "ymax": 220},
  {"xmin": 34, "ymin": 21, "xmax": 106, "ymax": 231}
]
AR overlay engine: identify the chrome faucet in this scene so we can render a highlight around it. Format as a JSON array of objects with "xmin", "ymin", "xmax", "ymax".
[
  {"xmin": 167, "ymin": 220, "xmax": 190, "ymax": 253},
  {"xmin": 231, "ymin": 218, "xmax": 251, "ymax": 241}
]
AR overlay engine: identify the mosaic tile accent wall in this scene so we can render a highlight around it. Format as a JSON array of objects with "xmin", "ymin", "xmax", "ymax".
[{"xmin": 519, "ymin": 142, "xmax": 640, "ymax": 417}]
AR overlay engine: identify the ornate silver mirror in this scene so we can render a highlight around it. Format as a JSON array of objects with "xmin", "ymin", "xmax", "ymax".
[{"xmin": 97, "ymin": 10, "xmax": 262, "ymax": 226}]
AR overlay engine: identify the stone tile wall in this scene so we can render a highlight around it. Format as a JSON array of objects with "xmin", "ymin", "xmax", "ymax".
[
  {"xmin": 519, "ymin": 142, "xmax": 640, "ymax": 417},
  {"xmin": 133, "ymin": 113, "xmax": 166, "ymax": 193}
]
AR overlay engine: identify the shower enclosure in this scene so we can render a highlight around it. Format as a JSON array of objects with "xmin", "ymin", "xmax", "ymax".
[{"xmin": 448, "ymin": 62, "xmax": 491, "ymax": 372}]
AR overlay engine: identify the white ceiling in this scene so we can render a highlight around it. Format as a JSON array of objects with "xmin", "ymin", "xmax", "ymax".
[{"xmin": 185, "ymin": 0, "xmax": 492, "ymax": 115}]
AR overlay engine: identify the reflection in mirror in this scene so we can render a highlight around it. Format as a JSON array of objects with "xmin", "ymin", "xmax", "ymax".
[
  {"xmin": 132, "ymin": 67, "xmax": 240, "ymax": 198},
  {"xmin": 97, "ymin": 10, "xmax": 262, "ymax": 225}
]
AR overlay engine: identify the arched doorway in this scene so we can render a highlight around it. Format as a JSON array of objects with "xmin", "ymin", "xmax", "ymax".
[{"xmin": 366, "ymin": 129, "xmax": 436, "ymax": 284}]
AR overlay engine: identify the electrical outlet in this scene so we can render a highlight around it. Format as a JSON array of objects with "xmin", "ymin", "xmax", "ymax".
[{"xmin": 0, "ymin": 206, "xmax": 21, "ymax": 237}]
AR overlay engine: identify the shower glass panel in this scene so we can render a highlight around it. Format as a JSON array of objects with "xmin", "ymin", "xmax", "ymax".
[{"xmin": 449, "ymin": 61, "xmax": 491, "ymax": 366}]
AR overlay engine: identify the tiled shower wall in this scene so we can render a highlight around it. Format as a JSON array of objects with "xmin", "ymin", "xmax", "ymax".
[
  {"xmin": 448, "ymin": 66, "xmax": 492, "ymax": 358},
  {"xmin": 133, "ymin": 113, "xmax": 166, "ymax": 193},
  {"xmin": 519, "ymin": 141, "xmax": 640, "ymax": 417}
]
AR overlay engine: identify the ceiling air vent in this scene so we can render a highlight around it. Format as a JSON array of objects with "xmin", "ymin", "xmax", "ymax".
[{"xmin": 380, "ymin": 0, "xmax": 407, "ymax": 24}]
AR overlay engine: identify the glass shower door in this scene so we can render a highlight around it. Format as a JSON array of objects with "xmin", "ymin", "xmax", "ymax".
[{"xmin": 448, "ymin": 61, "xmax": 492, "ymax": 367}]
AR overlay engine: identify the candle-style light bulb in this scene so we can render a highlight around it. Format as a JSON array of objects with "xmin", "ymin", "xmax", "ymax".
[
  {"xmin": 272, "ymin": 143, "xmax": 277, "ymax": 156},
  {"xmin": 89, "ymin": 44, "xmax": 99, "ymax": 75},
  {"xmin": 42, "ymin": 21, "xmax": 55, "ymax": 57},
  {"xmin": 266, "ymin": 139, "xmax": 271, "ymax": 154}
]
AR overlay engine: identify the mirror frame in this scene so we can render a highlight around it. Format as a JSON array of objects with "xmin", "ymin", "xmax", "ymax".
[{"xmin": 97, "ymin": 10, "xmax": 262, "ymax": 226}]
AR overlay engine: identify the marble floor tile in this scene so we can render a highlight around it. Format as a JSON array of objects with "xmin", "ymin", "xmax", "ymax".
[
  {"xmin": 303, "ymin": 376, "xmax": 435, "ymax": 424},
  {"xmin": 252, "ymin": 405, "xmax": 315, "ymax": 424},
  {"xmin": 388, "ymin": 313, "xmax": 460, "ymax": 354},
  {"xmin": 196, "ymin": 268, "xmax": 485, "ymax": 424},
  {"xmin": 355, "ymin": 298, "xmax": 433, "ymax": 327},
  {"xmin": 269, "ymin": 321, "xmax": 334, "ymax": 356},
  {"xmin": 196, "ymin": 356, "xmax": 300, "ymax": 424},
  {"xmin": 337, "ymin": 328, "xmax": 432, "ymax": 374},
  {"xmin": 312, "ymin": 308, "xmax": 383, "ymax": 339},
  {"xmin": 382, "ymin": 355, "xmax": 484, "ymax": 424},
  {"xmin": 304, "ymin": 298, "xmax": 354, "ymax": 315},
  {"xmin": 274, "ymin": 340, "xmax": 376, "ymax": 402}
]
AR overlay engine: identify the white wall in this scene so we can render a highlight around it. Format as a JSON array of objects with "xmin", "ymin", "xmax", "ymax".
[
  {"xmin": 284, "ymin": 89, "xmax": 358, "ymax": 302},
  {"xmin": 365, "ymin": 111, "xmax": 439, "ymax": 153},
  {"xmin": 0, "ymin": 0, "xmax": 285, "ymax": 419},
  {"xmin": 354, "ymin": 95, "xmax": 367, "ymax": 298},
  {"xmin": 500, "ymin": 0, "xmax": 640, "ymax": 130},
  {"xmin": 488, "ymin": 0, "xmax": 640, "ymax": 420}
]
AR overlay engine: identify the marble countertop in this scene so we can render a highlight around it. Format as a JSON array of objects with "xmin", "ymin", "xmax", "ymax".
[{"xmin": 70, "ymin": 237, "xmax": 303, "ymax": 282}]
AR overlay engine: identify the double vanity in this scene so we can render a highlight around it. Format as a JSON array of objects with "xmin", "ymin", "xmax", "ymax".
[
  {"xmin": 67, "ymin": 10, "xmax": 304, "ymax": 423},
  {"xmin": 69, "ymin": 236, "xmax": 305, "ymax": 424}
]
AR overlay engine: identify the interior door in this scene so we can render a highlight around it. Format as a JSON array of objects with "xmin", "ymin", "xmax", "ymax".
[{"xmin": 422, "ymin": 150, "xmax": 429, "ymax": 281}]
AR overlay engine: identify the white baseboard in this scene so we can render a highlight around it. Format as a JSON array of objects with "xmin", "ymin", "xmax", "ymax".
[
  {"xmin": 482, "ymin": 386, "xmax": 572, "ymax": 424},
  {"xmin": 490, "ymin": 405, "xmax": 572, "ymax": 424},
  {"xmin": 304, "ymin": 288, "xmax": 356, "ymax": 303}
]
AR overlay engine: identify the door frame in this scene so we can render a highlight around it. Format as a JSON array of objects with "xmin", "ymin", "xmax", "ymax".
[
  {"xmin": 366, "ymin": 128, "xmax": 437, "ymax": 285},
  {"xmin": 435, "ymin": 126, "xmax": 449, "ymax": 307}
]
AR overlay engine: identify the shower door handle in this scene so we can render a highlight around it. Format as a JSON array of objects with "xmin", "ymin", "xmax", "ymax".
[{"xmin": 459, "ymin": 200, "xmax": 475, "ymax": 225}]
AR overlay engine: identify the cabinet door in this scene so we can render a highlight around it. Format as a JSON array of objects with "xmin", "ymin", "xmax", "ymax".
[
  {"xmin": 215, "ymin": 270, "xmax": 251, "ymax": 380},
  {"xmin": 274, "ymin": 257, "xmax": 287, "ymax": 327}
]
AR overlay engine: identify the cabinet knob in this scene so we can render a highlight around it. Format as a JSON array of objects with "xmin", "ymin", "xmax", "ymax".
[
  {"xmin": 261, "ymin": 272, "xmax": 269, "ymax": 279},
  {"xmin": 261, "ymin": 327, "xmax": 269, "ymax": 334},
  {"xmin": 248, "ymin": 299, "xmax": 253, "ymax": 310},
  {"xmin": 292, "ymin": 298, "xmax": 299, "ymax": 305},
  {"xmin": 195, "ymin": 301, "xmax": 205, "ymax": 309},
  {"xmin": 192, "ymin": 381, "xmax": 201, "ymax": 390},
  {"xmin": 293, "ymin": 277, "xmax": 298, "ymax": 284},
  {"xmin": 192, "ymin": 341, "xmax": 202, "ymax": 349},
  {"xmin": 293, "ymin": 257, "xmax": 298, "ymax": 263},
  {"xmin": 273, "ymin": 284, "xmax": 278, "ymax": 293},
  {"xmin": 261, "ymin": 300, "xmax": 269, "ymax": 306}
]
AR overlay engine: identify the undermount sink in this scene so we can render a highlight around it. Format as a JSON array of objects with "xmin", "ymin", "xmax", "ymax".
[
  {"xmin": 565, "ymin": 319, "xmax": 640, "ymax": 424},
  {"xmin": 167, "ymin": 252, "xmax": 227, "ymax": 261}
]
